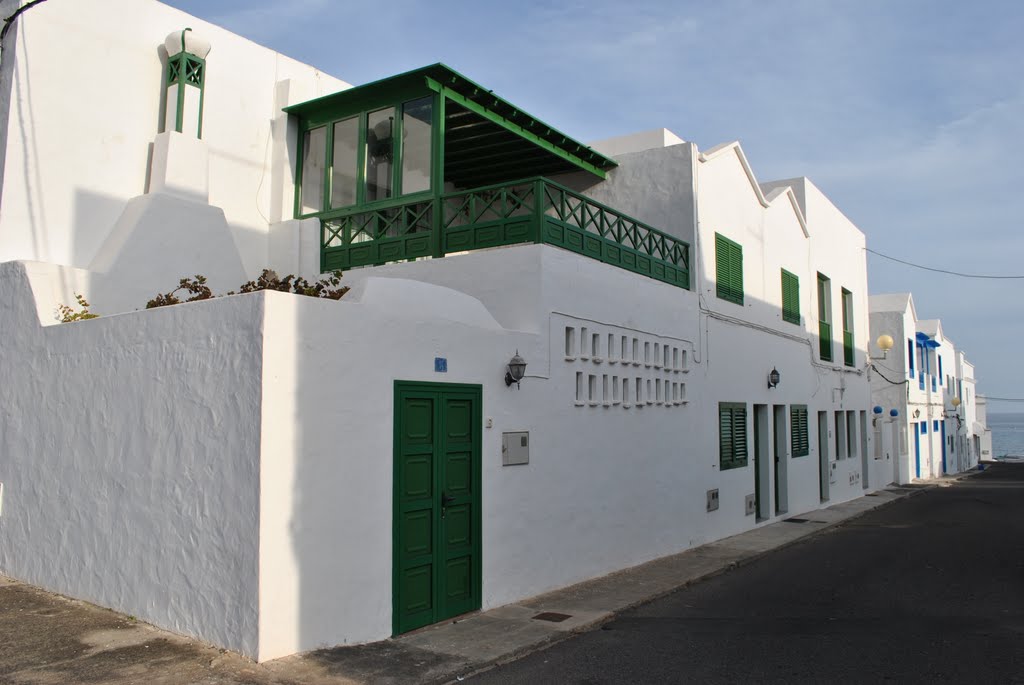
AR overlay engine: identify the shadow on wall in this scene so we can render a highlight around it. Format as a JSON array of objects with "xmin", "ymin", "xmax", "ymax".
[
  {"xmin": 72, "ymin": 188, "xmax": 130, "ymax": 269},
  {"xmin": 0, "ymin": 4, "xmax": 17, "ymax": 216},
  {"xmin": 9, "ymin": 22, "xmax": 50, "ymax": 262}
]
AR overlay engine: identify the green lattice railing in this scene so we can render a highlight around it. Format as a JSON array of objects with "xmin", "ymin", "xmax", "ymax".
[{"xmin": 322, "ymin": 177, "xmax": 690, "ymax": 290}]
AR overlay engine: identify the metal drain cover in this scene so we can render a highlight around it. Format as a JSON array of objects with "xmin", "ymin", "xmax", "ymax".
[
  {"xmin": 532, "ymin": 612, "xmax": 572, "ymax": 623},
  {"xmin": 784, "ymin": 518, "xmax": 810, "ymax": 523}
]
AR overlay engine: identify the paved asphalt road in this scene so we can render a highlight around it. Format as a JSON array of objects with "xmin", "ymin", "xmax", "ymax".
[{"xmin": 468, "ymin": 463, "xmax": 1024, "ymax": 684}]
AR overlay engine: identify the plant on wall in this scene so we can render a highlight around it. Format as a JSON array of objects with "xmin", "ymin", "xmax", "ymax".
[
  {"xmin": 56, "ymin": 294, "xmax": 99, "ymax": 322},
  {"xmin": 233, "ymin": 269, "xmax": 348, "ymax": 300},
  {"xmin": 146, "ymin": 270, "xmax": 348, "ymax": 309},
  {"xmin": 146, "ymin": 275, "xmax": 215, "ymax": 308}
]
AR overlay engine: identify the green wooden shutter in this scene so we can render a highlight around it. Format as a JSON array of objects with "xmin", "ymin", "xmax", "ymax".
[
  {"xmin": 715, "ymin": 234, "xmax": 743, "ymax": 305},
  {"xmin": 841, "ymin": 288, "xmax": 854, "ymax": 367},
  {"xmin": 790, "ymin": 405, "xmax": 809, "ymax": 457},
  {"xmin": 719, "ymin": 404, "xmax": 733, "ymax": 467},
  {"xmin": 781, "ymin": 269, "xmax": 800, "ymax": 324},
  {"xmin": 719, "ymin": 402, "xmax": 748, "ymax": 470}
]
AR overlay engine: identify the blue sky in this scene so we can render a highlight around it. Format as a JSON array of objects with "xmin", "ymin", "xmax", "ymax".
[{"xmin": 165, "ymin": 0, "xmax": 1024, "ymax": 409}]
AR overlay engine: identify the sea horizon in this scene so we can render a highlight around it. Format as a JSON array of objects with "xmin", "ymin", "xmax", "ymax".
[{"xmin": 987, "ymin": 412, "xmax": 1024, "ymax": 457}]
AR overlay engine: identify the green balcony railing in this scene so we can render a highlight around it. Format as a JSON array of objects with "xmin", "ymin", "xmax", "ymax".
[
  {"xmin": 819, "ymin": 321, "xmax": 833, "ymax": 361},
  {"xmin": 321, "ymin": 177, "xmax": 690, "ymax": 290},
  {"xmin": 843, "ymin": 331, "xmax": 854, "ymax": 367}
]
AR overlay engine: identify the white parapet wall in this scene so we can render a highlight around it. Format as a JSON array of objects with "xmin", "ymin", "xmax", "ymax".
[{"xmin": 0, "ymin": 260, "xmax": 265, "ymax": 657}]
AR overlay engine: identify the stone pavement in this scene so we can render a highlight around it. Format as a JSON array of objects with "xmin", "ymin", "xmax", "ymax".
[{"xmin": 0, "ymin": 473, "xmax": 975, "ymax": 685}]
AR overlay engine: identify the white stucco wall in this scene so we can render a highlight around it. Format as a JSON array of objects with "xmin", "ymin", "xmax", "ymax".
[
  {"xmin": 696, "ymin": 146, "xmax": 879, "ymax": 500},
  {"xmin": 0, "ymin": 0, "xmax": 906, "ymax": 661},
  {"xmin": 0, "ymin": 260, "xmax": 264, "ymax": 657},
  {"xmin": 0, "ymin": 0, "xmax": 348, "ymax": 280},
  {"xmin": 254, "ymin": 245, "xmax": 706, "ymax": 659},
  {"xmin": 250, "ymin": 220, "xmax": 882, "ymax": 658}
]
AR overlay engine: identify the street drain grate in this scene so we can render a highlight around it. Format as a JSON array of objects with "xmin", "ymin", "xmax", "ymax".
[
  {"xmin": 532, "ymin": 612, "xmax": 572, "ymax": 623},
  {"xmin": 784, "ymin": 518, "xmax": 810, "ymax": 523}
]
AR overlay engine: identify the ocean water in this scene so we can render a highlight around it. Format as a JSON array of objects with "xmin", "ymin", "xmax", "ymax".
[{"xmin": 989, "ymin": 413, "xmax": 1024, "ymax": 458}]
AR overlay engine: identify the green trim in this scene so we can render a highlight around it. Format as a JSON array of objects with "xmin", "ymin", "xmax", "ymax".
[
  {"xmin": 781, "ymin": 269, "xmax": 800, "ymax": 325},
  {"xmin": 163, "ymin": 31, "xmax": 206, "ymax": 138},
  {"xmin": 715, "ymin": 233, "xmax": 743, "ymax": 305},
  {"xmin": 819, "ymin": 321, "xmax": 833, "ymax": 362},
  {"xmin": 790, "ymin": 405, "xmax": 809, "ymax": 457},
  {"xmin": 431, "ymin": 94, "xmax": 445, "ymax": 258},
  {"xmin": 817, "ymin": 273, "xmax": 832, "ymax": 362},
  {"xmin": 320, "ymin": 176, "xmax": 690, "ymax": 290},
  {"xmin": 841, "ymin": 288, "xmax": 854, "ymax": 367},
  {"xmin": 429, "ymin": 81, "xmax": 607, "ymax": 180},
  {"xmin": 719, "ymin": 402, "xmax": 748, "ymax": 471},
  {"xmin": 392, "ymin": 381, "xmax": 482, "ymax": 636},
  {"xmin": 284, "ymin": 63, "xmax": 615, "ymax": 176}
]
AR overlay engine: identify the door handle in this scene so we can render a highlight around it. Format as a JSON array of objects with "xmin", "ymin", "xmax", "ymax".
[{"xmin": 441, "ymin": 493, "xmax": 456, "ymax": 506}]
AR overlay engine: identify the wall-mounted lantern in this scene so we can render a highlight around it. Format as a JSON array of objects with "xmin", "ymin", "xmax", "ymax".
[
  {"xmin": 913, "ymin": 408, "xmax": 921, "ymax": 419},
  {"xmin": 870, "ymin": 334, "xmax": 894, "ymax": 361},
  {"xmin": 890, "ymin": 409, "xmax": 899, "ymax": 417},
  {"xmin": 767, "ymin": 367, "xmax": 780, "ymax": 390},
  {"xmin": 945, "ymin": 396, "xmax": 962, "ymax": 422},
  {"xmin": 505, "ymin": 351, "xmax": 527, "ymax": 388},
  {"xmin": 163, "ymin": 28, "xmax": 211, "ymax": 138}
]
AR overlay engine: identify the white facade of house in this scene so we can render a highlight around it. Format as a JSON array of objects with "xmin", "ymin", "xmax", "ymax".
[
  {"xmin": 868, "ymin": 295, "xmax": 985, "ymax": 484},
  {"xmin": 976, "ymin": 396, "xmax": 994, "ymax": 460},
  {"xmin": 0, "ymin": 0, "xmax": 970, "ymax": 663}
]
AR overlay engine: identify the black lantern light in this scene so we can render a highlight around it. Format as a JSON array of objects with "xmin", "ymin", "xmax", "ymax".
[
  {"xmin": 505, "ymin": 351, "xmax": 527, "ymax": 388},
  {"xmin": 767, "ymin": 367, "xmax": 780, "ymax": 390}
]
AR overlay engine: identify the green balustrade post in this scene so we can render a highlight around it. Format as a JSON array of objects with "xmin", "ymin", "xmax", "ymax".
[
  {"xmin": 431, "ymin": 195, "xmax": 443, "ymax": 258},
  {"xmin": 532, "ymin": 178, "xmax": 544, "ymax": 244}
]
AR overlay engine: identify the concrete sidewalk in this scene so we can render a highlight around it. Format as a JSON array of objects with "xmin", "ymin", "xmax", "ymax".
[{"xmin": 0, "ymin": 475, "xmax": 973, "ymax": 685}]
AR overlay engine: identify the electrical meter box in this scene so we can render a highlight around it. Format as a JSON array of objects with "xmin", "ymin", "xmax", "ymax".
[{"xmin": 502, "ymin": 431, "xmax": 530, "ymax": 466}]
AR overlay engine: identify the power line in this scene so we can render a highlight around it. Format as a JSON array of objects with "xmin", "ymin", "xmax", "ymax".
[
  {"xmin": 870, "ymin": 364, "xmax": 908, "ymax": 387},
  {"xmin": 979, "ymin": 396, "xmax": 1024, "ymax": 402},
  {"xmin": 865, "ymin": 248, "xmax": 1024, "ymax": 279}
]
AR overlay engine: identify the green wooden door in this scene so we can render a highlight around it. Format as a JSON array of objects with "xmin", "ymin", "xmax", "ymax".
[{"xmin": 393, "ymin": 382, "xmax": 482, "ymax": 635}]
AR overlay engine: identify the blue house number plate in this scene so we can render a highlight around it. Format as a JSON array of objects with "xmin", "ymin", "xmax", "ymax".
[{"xmin": 434, "ymin": 357, "xmax": 448, "ymax": 373}]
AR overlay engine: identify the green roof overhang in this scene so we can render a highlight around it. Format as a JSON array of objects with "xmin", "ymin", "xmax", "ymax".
[{"xmin": 283, "ymin": 63, "xmax": 617, "ymax": 183}]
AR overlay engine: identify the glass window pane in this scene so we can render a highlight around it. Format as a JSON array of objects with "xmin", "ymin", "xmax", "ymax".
[
  {"xmin": 300, "ymin": 127, "xmax": 326, "ymax": 214},
  {"xmin": 365, "ymin": 108, "xmax": 394, "ymax": 202},
  {"xmin": 331, "ymin": 117, "xmax": 358, "ymax": 208},
  {"xmin": 401, "ymin": 97, "xmax": 432, "ymax": 195}
]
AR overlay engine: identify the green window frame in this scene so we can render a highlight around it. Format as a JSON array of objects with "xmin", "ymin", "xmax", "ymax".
[
  {"xmin": 841, "ymin": 288, "xmax": 854, "ymax": 367},
  {"xmin": 719, "ymin": 402, "xmax": 748, "ymax": 470},
  {"xmin": 781, "ymin": 269, "xmax": 800, "ymax": 325},
  {"xmin": 790, "ymin": 405, "xmax": 809, "ymax": 457},
  {"xmin": 295, "ymin": 96, "xmax": 437, "ymax": 219},
  {"xmin": 715, "ymin": 233, "xmax": 743, "ymax": 305},
  {"xmin": 817, "ymin": 272, "xmax": 832, "ymax": 362}
]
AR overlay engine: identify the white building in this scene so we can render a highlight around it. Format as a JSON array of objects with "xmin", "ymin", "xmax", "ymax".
[
  {"xmin": 0, "ymin": 0, "xmax": 891, "ymax": 662},
  {"xmin": 868, "ymin": 294, "xmax": 985, "ymax": 483}
]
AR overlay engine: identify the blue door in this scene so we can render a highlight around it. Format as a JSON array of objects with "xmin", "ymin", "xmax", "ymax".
[
  {"xmin": 941, "ymin": 422, "xmax": 947, "ymax": 474},
  {"xmin": 914, "ymin": 423, "xmax": 921, "ymax": 478}
]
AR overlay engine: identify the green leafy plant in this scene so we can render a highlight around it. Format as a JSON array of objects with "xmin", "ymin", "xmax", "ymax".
[
  {"xmin": 56, "ymin": 294, "xmax": 99, "ymax": 322},
  {"xmin": 146, "ymin": 270, "xmax": 349, "ymax": 309}
]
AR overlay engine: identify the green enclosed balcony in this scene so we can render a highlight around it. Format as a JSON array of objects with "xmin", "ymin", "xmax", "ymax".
[{"xmin": 285, "ymin": 64, "xmax": 690, "ymax": 290}]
